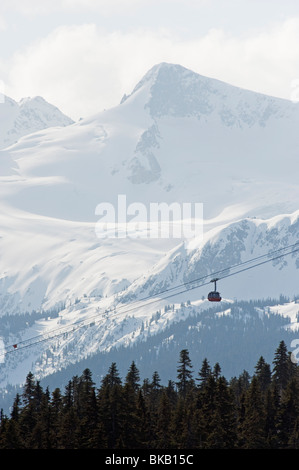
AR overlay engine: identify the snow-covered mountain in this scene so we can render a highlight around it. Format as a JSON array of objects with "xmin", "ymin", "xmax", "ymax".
[
  {"xmin": 0, "ymin": 95, "xmax": 74, "ymax": 150},
  {"xmin": 1, "ymin": 62, "xmax": 299, "ymax": 221},
  {"xmin": 0, "ymin": 63, "xmax": 299, "ymax": 408},
  {"xmin": 119, "ymin": 210, "xmax": 299, "ymax": 303},
  {"xmin": 0, "ymin": 210, "xmax": 298, "ymax": 402},
  {"xmin": 1, "ymin": 62, "xmax": 298, "ymax": 312}
]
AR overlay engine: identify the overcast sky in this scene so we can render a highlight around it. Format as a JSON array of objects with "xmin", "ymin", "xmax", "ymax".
[{"xmin": 1, "ymin": 0, "xmax": 299, "ymax": 120}]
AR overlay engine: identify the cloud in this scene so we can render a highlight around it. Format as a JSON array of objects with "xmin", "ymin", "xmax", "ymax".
[
  {"xmin": 177, "ymin": 19, "xmax": 299, "ymax": 99},
  {"xmin": 0, "ymin": 12, "xmax": 6, "ymax": 30},
  {"xmin": 0, "ymin": 0, "xmax": 152, "ymax": 16},
  {"xmin": 4, "ymin": 25, "xmax": 176, "ymax": 119},
  {"xmin": 4, "ymin": 18, "xmax": 299, "ymax": 120}
]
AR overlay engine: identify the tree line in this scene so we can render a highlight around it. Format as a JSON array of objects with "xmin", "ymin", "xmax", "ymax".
[{"xmin": 1, "ymin": 340, "xmax": 299, "ymax": 449}]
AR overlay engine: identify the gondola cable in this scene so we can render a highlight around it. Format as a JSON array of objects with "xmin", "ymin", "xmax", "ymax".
[{"xmin": 1, "ymin": 242, "xmax": 299, "ymax": 358}]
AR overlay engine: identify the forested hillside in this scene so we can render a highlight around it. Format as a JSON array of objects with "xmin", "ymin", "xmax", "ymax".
[{"xmin": 1, "ymin": 340, "xmax": 299, "ymax": 449}]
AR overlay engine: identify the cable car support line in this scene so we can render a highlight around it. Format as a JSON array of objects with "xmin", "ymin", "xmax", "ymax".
[{"xmin": 1, "ymin": 242, "xmax": 299, "ymax": 358}]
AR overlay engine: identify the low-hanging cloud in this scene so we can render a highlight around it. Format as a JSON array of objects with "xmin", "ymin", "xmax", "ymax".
[{"xmin": 3, "ymin": 18, "xmax": 299, "ymax": 120}]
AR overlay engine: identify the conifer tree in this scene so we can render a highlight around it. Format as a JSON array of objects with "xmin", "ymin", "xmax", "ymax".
[
  {"xmin": 63, "ymin": 380, "xmax": 74, "ymax": 411},
  {"xmin": 171, "ymin": 397, "xmax": 186, "ymax": 448},
  {"xmin": 238, "ymin": 370, "xmax": 251, "ymax": 391},
  {"xmin": 176, "ymin": 349, "xmax": 194, "ymax": 397},
  {"xmin": 197, "ymin": 358, "xmax": 211, "ymax": 387},
  {"xmin": 195, "ymin": 374, "xmax": 217, "ymax": 447},
  {"xmin": 125, "ymin": 361, "xmax": 140, "ymax": 393},
  {"xmin": 264, "ymin": 385, "xmax": 280, "ymax": 448},
  {"xmin": 58, "ymin": 407, "xmax": 80, "ymax": 449},
  {"xmin": 121, "ymin": 380, "xmax": 142, "ymax": 448},
  {"xmin": 49, "ymin": 388, "xmax": 63, "ymax": 448},
  {"xmin": 78, "ymin": 369, "xmax": 97, "ymax": 448},
  {"xmin": 148, "ymin": 371, "xmax": 162, "ymax": 412},
  {"xmin": 0, "ymin": 416, "xmax": 23, "ymax": 449},
  {"xmin": 155, "ymin": 391, "xmax": 172, "ymax": 448},
  {"xmin": 11, "ymin": 393, "xmax": 21, "ymax": 422},
  {"xmin": 213, "ymin": 362, "xmax": 221, "ymax": 380},
  {"xmin": 255, "ymin": 356, "xmax": 272, "ymax": 393},
  {"xmin": 97, "ymin": 363, "xmax": 124, "ymax": 449},
  {"xmin": 22, "ymin": 372, "xmax": 36, "ymax": 407},
  {"xmin": 33, "ymin": 380, "xmax": 44, "ymax": 414},
  {"xmin": 277, "ymin": 378, "xmax": 299, "ymax": 448},
  {"xmin": 19, "ymin": 373, "xmax": 40, "ymax": 447},
  {"xmin": 101, "ymin": 362, "xmax": 122, "ymax": 388},
  {"xmin": 165, "ymin": 380, "xmax": 177, "ymax": 407},
  {"xmin": 272, "ymin": 340, "xmax": 291, "ymax": 394},
  {"xmin": 135, "ymin": 389, "xmax": 151, "ymax": 448},
  {"xmin": 151, "ymin": 371, "xmax": 161, "ymax": 391},
  {"xmin": 141, "ymin": 377, "xmax": 151, "ymax": 397},
  {"xmin": 58, "ymin": 377, "xmax": 82, "ymax": 448},
  {"xmin": 240, "ymin": 376, "xmax": 267, "ymax": 448},
  {"xmin": 31, "ymin": 389, "xmax": 51, "ymax": 449},
  {"xmin": 206, "ymin": 376, "xmax": 237, "ymax": 449}
]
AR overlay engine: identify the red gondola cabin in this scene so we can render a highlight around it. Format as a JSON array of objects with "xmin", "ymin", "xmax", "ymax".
[
  {"xmin": 208, "ymin": 278, "xmax": 222, "ymax": 302},
  {"xmin": 208, "ymin": 291, "xmax": 222, "ymax": 302}
]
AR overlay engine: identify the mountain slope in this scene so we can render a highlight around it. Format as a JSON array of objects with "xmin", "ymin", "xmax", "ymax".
[
  {"xmin": 1, "ymin": 63, "xmax": 299, "ymax": 222},
  {"xmin": 0, "ymin": 95, "xmax": 74, "ymax": 151},
  {"xmin": 0, "ymin": 63, "xmax": 299, "ymax": 404},
  {"xmin": 119, "ymin": 210, "xmax": 299, "ymax": 303},
  {"xmin": 0, "ymin": 211, "xmax": 298, "ymax": 396}
]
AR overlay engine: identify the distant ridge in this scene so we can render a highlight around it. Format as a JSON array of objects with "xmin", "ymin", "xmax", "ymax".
[{"xmin": 0, "ymin": 94, "xmax": 74, "ymax": 149}]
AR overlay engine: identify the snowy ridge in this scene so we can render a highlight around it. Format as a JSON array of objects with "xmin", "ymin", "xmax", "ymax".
[
  {"xmin": 0, "ymin": 203, "xmax": 173, "ymax": 315},
  {"xmin": 0, "ymin": 95, "xmax": 74, "ymax": 150},
  {"xmin": 124, "ymin": 62, "xmax": 297, "ymax": 124},
  {"xmin": 118, "ymin": 210, "xmax": 299, "ymax": 304},
  {"xmin": 1, "ymin": 210, "xmax": 299, "ymax": 390},
  {"xmin": 1, "ymin": 63, "xmax": 299, "ymax": 221}
]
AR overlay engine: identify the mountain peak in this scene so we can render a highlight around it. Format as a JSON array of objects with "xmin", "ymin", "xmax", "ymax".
[
  {"xmin": 122, "ymin": 62, "xmax": 293, "ymax": 124},
  {"xmin": 19, "ymin": 95, "xmax": 46, "ymax": 105},
  {"xmin": 138, "ymin": 62, "xmax": 190, "ymax": 84},
  {"xmin": 122, "ymin": 62, "xmax": 197, "ymax": 103},
  {"xmin": 0, "ymin": 94, "xmax": 74, "ymax": 149}
]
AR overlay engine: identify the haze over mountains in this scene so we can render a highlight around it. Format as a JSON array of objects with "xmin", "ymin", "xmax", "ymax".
[{"xmin": 0, "ymin": 63, "xmax": 298, "ymax": 408}]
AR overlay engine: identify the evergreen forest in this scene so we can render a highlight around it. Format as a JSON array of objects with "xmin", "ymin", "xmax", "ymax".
[{"xmin": 1, "ymin": 340, "xmax": 299, "ymax": 449}]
